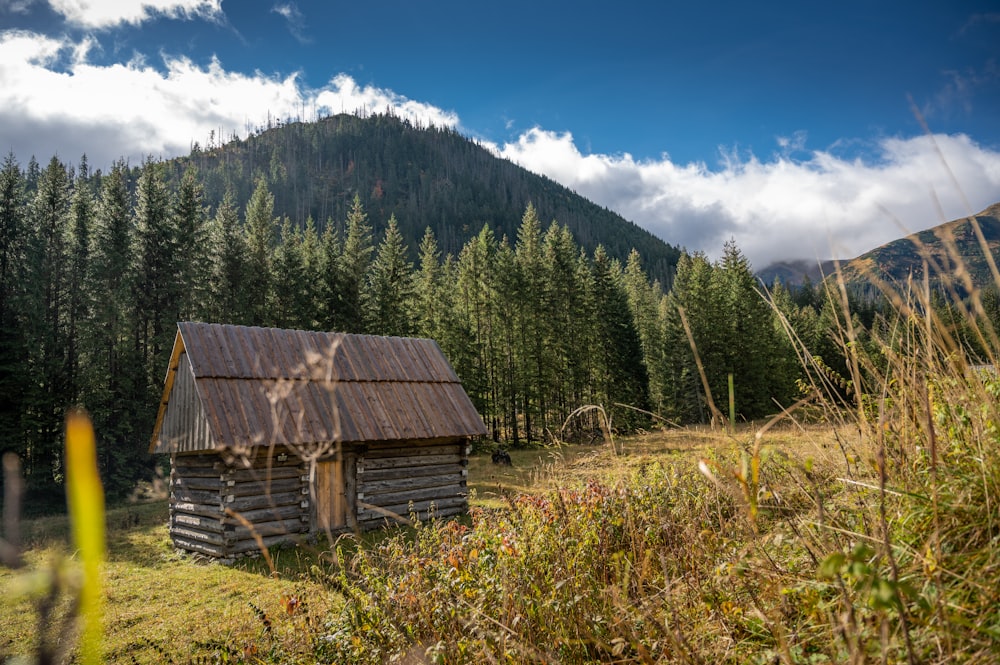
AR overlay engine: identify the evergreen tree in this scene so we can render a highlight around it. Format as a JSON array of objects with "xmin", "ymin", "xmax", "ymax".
[
  {"xmin": 456, "ymin": 225, "xmax": 499, "ymax": 439},
  {"xmin": 0, "ymin": 154, "xmax": 27, "ymax": 468},
  {"xmin": 271, "ymin": 218, "xmax": 309, "ymax": 329},
  {"xmin": 414, "ymin": 227, "xmax": 443, "ymax": 341},
  {"xmin": 624, "ymin": 249, "xmax": 667, "ymax": 415},
  {"xmin": 368, "ymin": 214, "xmax": 414, "ymax": 336},
  {"xmin": 243, "ymin": 178, "xmax": 276, "ymax": 326},
  {"xmin": 513, "ymin": 204, "xmax": 547, "ymax": 440},
  {"xmin": 337, "ymin": 195, "xmax": 374, "ymax": 333},
  {"xmin": 590, "ymin": 246, "xmax": 650, "ymax": 429},
  {"xmin": 319, "ymin": 222, "xmax": 343, "ymax": 330},
  {"xmin": 22, "ymin": 156, "xmax": 72, "ymax": 499},
  {"xmin": 662, "ymin": 252, "xmax": 719, "ymax": 423},
  {"xmin": 86, "ymin": 160, "xmax": 145, "ymax": 497},
  {"xmin": 208, "ymin": 191, "xmax": 249, "ymax": 323},
  {"xmin": 67, "ymin": 157, "xmax": 94, "ymax": 402},
  {"xmin": 133, "ymin": 159, "xmax": 178, "ymax": 385},
  {"xmin": 172, "ymin": 167, "xmax": 210, "ymax": 321},
  {"xmin": 714, "ymin": 241, "xmax": 795, "ymax": 420}
]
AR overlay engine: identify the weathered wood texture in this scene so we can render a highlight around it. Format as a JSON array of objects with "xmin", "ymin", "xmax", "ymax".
[
  {"xmin": 355, "ymin": 441, "xmax": 469, "ymax": 530},
  {"xmin": 150, "ymin": 323, "xmax": 488, "ymax": 454},
  {"xmin": 157, "ymin": 352, "xmax": 215, "ymax": 454},
  {"xmin": 169, "ymin": 446, "xmax": 309, "ymax": 558}
]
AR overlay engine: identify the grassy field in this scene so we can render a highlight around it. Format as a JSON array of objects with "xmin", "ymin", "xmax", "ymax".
[{"xmin": 1, "ymin": 423, "xmax": 857, "ymax": 663}]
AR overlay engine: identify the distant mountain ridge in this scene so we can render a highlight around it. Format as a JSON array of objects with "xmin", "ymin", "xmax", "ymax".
[
  {"xmin": 758, "ymin": 203, "xmax": 1000, "ymax": 293},
  {"xmin": 164, "ymin": 113, "xmax": 681, "ymax": 285},
  {"xmin": 837, "ymin": 202, "xmax": 1000, "ymax": 292}
]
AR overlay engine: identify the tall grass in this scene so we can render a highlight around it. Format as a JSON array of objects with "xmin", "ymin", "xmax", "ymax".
[{"xmin": 300, "ymin": 216, "xmax": 1000, "ymax": 662}]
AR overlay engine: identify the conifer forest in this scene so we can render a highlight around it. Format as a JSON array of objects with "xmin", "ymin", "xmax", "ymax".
[{"xmin": 0, "ymin": 115, "xmax": 902, "ymax": 506}]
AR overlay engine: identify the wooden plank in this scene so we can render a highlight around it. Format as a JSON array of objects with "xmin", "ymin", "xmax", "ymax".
[
  {"xmin": 227, "ymin": 518, "xmax": 309, "ymax": 540},
  {"xmin": 360, "ymin": 453, "xmax": 462, "ymax": 471},
  {"xmin": 225, "ymin": 466, "xmax": 305, "ymax": 483},
  {"xmin": 360, "ymin": 473, "xmax": 463, "ymax": 496},
  {"xmin": 173, "ymin": 512, "xmax": 224, "ymax": 533},
  {"xmin": 172, "ymin": 502, "xmax": 225, "ymax": 519},
  {"xmin": 171, "ymin": 536, "xmax": 226, "ymax": 558},
  {"xmin": 225, "ymin": 491, "xmax": 307, "ymax": 513},
  {"xmin": 363, "ymin": 442, "xmax": 459, "ymax": 458},
  {"xmin": 358, "ymin": 463, "xmax": 462, "ymax": 483},
  {"xmin": 171, "ymin": 487, "xmax": 223, "ymax": 506},
  {"xmin": 172, "ymin": 476, "xmax": 225, "ymax": 493},
  {"xmin": 171, "ymin": 525, "xmax": 227, "ymax": 547},
  {"xmin": 223, "ymin": 504, "xmax": 305, "ymax": 524},
  {"xmin": 358, "ymin": 506, "xmax": 466, "ymax": 530},
  {"xmin": 226, "ymin": 476, "xmax": 304, "ymax": 497},
  {"xmin": 361, "ymin": 483, "xmax": 466, "ymax": 507}
]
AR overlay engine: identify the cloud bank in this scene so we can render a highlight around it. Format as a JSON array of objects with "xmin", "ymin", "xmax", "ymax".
[
  {"xmin": 1, "ymin": 29, "xmax": 998, "ymax": 267},
  {"xmin": 493, "ymin": 128, "xmax": 1000, "ymax": 266},
  {"xmin": 47, "ymin": 0, "xmax": 223, "ymax": 29}
]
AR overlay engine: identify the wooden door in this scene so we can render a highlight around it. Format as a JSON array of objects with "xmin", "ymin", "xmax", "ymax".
[{"xmin": 317, "ymin": 458, "xmax": 347, "ymax": 532}]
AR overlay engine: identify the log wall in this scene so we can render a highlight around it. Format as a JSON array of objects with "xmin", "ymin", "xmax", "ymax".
[
  {"xmin": 355, "ymin": 439, "xmax": 469, "ymax": 530},
  {"xmin": 169, "ymin": 446, "xmax": 309, "ymax": 559}
]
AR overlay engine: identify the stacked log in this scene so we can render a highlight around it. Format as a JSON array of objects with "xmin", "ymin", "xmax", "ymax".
[
  {"xmin": 169, "ymin": 446, "xmax": 309, "ymax": 559},
  {"xmin": 355, "ymin": 440, "xmax": 469, "ymax": 530}
]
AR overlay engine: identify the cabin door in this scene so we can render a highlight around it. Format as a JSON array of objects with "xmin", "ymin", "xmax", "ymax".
[{"xmin": 317, "ymin": 454, "xmax": 354, "ymax": 532}]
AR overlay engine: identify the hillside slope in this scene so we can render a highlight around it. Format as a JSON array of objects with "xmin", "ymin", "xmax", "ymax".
[
  {"xmin": 165, "ymin": 113, "xmax": 681, "ymax": 284},
  {"xmin": 838, "ymin": 202, "xmax": 1000, "ymax": 292}
]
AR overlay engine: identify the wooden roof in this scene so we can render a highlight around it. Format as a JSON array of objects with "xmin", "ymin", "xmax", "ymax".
[{"xmin": 150, "ymin": 322, "xmax": 487, "ymax": 454}]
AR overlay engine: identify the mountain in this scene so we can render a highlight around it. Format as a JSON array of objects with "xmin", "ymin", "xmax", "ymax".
[
  {"xmin": 162, "ymin": 113, "xmax": 681, "ymax": 285},
  {"xmin": 757, "ymin": 203, "xmax": 1000, "ymax": 294},
  {"xmin": 756, "ymin": 258, "xmax": 838, "ymax": 287},
  {"xmin": 836, "ymin": 202, "xmax": 1000, "ymax": 293}
]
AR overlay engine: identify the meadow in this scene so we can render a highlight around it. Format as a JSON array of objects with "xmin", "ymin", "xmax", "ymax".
[
  {"xmin": 4, "ymin": 261, "xmax": 1000, "ymax": 663},
  {"xmin": 4, "ymin": 409, "xmax": 998, "ymax": 664}
]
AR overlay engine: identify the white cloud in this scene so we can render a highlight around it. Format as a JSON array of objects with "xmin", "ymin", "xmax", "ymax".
[
  {"xmin": 493, "ymin": 128, "xmax": 1000, "ymax": 267},
  {"xmin": 0, "ymin": 31, "xmax": 459, "ymax": 169},
  {"xmin": 1, "ymin": 29, "xmax": 997, "ymax": 269},
  {"xmin": 314, "ymin": 74, "xmax": 460, "ymax": 130},
  {"xmin": 47, "ymin": 0, "xmax": 223, "ymax": 29}
]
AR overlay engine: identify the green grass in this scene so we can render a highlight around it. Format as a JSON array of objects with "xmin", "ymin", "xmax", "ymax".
[
  {"xmin": 0, "ymin": 499, "xmax": 339, "ymax": 663},
  {"xmin": 3, "ymin": 403, "xmax": 998, "ymax": 663}
]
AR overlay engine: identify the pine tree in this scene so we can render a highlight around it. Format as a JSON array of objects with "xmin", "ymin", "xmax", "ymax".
[
  {"xmin": 0, "ymin": 153, "xmax": 27, "ymax": 466},
  {"xmin": 414, "ymin": 227, "xmax": 443, "ymax": 341},
  {"xmin": 86, "ymin": 160, "xmax": 145, "ymax": 497},
  {"xmin": 172, "ymin": 167, "xmax": 210, "ymax": 321},
  {"xmin": 243, "ymin": 178, "xmax": 276, "ymax": 326},
  {"xmin": 624, "ymin": 249, "xmax": 668, "ymax": 416},
  {"xmin": 368, "ymin": 214, "xmax": 414, "ymax": 336},
  {"xmin": 513, "ymin": 204, "xmax": 547, "ymax": 440},
  {"xmin": 319, "ymin": 222, "xmax": 343, "ymax": 330},
  {"xmin": 590, "ymin": 245, "xmax": 650, "ymax": 429},
  {"xmin": 271, "ymin": 218, "xmax": 308, "ymax": 329},
  {"xmin": 208, "ymin": 191, "xmax": 250, "ymax": 323},
  {"xmin": 67, "ymin": 157, "xmax": 94, "ymax": 402},
  {"xmin": 134, "ymin": 159, "xmax": 178, "ymax": 367},
  {"xmin": 337, "ymin": 195, "xmax": 374, "ymax": 333},
  {"xmin": 22, "ymin": 156, "xmax": 72, "ymax": 499}
]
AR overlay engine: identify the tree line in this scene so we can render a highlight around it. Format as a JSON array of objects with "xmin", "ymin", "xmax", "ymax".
[{"xmin": 2, "ymin": 150, "xmax": 866, "ymax": 508}]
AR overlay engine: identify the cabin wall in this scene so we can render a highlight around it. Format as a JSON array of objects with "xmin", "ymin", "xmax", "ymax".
[
  {"xmin": 169, "ymin": 446, "xmax": 310, "ymax": 559},
  {"xmin": 158, "ymin": 351, "xmax": 215, "ymax": 454},
  {"xmin": 355, "ymin": 439, "xmax": 469, "ymax": 530}
]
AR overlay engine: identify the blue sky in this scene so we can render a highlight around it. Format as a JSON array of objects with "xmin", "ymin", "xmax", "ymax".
[{"xmin": 1, "ymin": 0, "xmax": 998, "ymax": 266}]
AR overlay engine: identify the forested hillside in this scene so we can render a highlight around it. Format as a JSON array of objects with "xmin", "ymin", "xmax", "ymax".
[
  {"xmin": 13, "ymin": 115, "xmax": 976, "ymax": 509},
  {"xmin": 165, "ymin": 112, "xmax": 681, "ymax": 286}
]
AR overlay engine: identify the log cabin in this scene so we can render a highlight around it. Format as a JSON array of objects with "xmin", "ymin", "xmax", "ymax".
[{"xmin": 149, "ymin": 322, "xmax": 487, "ymax": 560}]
